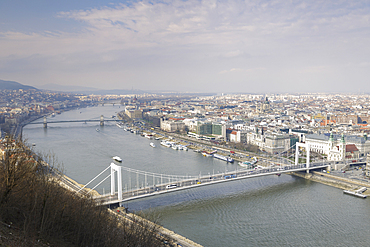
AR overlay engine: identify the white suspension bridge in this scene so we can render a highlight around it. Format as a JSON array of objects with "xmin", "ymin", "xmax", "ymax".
[{"xmin": 74, "ymin": 142, "xmax": 330, "ymax": 207}]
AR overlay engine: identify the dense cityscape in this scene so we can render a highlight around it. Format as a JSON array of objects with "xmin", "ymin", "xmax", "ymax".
[
  {"xmin": 2, "ymin": 88, "xmax": 370, "ymax": 162},
  {"xmin": 2, "ymin": 87, "xmax": 370, "ymax": 246}
]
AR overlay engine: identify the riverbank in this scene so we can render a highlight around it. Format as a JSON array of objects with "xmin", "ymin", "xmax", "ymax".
[
  {"xmin": 54, "ymin": 162, "xmax": 203, "ymax": 246},
  {"xmin": 291, "ymin": 171, "xmax": 370, "ymax": 196},
  {"xmin": 114, "ymin": 207, "xmax": 203, "ymax": 247}
]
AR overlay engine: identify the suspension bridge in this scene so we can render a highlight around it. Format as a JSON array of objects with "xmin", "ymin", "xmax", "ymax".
[{"xmin": 75, "ymin": 142, "xmax": 330, "ymax": 207}]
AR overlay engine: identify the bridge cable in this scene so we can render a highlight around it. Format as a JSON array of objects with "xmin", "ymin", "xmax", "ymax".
[
  {"xmin": 88, "ymin": 172, "xmax": 113, "ymax": 195},
  {"xmin": 77, "ymin": 165, "xmax": 111, "ymax": 193}
]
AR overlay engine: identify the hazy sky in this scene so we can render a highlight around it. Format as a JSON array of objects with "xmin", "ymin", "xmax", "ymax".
[{"xmin": 1, "ymin": 0, "xmax": 369, "ymax": 93}]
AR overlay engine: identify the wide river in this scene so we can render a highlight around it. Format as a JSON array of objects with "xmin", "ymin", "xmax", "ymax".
[{"xmin": 23, "ymin": 105, "xmax": 370, "ymax": 247}]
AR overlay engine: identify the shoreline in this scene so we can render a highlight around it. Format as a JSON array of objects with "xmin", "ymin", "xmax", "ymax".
[
  {"xmin": 113, "ymin": 208, "xmax": 203, "ymax": 247},
  {"xmin": 291, "ymin": 171, "xmax": 370, "ymax": 196}
]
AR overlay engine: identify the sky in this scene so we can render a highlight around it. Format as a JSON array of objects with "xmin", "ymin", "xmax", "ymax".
[{"xmin": 0, "ymin": 0, "xmax": 370, "ymax": 93}]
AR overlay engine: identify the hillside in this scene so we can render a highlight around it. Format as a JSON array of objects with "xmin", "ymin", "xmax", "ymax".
[
  {"xmin": 0, "ymin": 79, "xmax": 37, "ymax": 90},
  {"xmin": 0, "ymin": 137, "xmax": 166, "ymax": 247}
]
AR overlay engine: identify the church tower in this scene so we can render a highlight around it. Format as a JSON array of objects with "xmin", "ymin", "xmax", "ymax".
[{"xmin": 339, "ymin": 133, "xmax": 346, "ymax": 160}]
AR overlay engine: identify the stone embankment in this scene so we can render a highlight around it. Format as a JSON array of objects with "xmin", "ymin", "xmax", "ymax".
[
  {"xmin": 291, "ymin": 171, "xmax": 370, "ymax": 196},
  {"xmin": 113, "ymin": 207, "xmax": 203, "ymax": 247}
]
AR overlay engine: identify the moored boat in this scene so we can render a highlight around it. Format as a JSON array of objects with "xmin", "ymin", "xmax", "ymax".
[
  {"xmin": 202, "ymin": 151, "xmax": 213, "ymax": 157},
  {"xmin": 213, "ymin": 153, "xmax": 234, "ymax": 163},
  {"xmin": 239, "ymin": 161, "xmax": 252, "ymax": 167}
]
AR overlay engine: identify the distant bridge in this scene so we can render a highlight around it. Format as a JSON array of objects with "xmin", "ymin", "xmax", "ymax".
[{"xmin": 28, "ymin": 115, "xmax": 122, "ymax": 128}]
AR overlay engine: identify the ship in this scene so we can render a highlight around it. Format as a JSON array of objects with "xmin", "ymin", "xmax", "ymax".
[
  {"xmin": 213, "ymin": 153, "xmax": 234, "ymax": 163},
  {"xmin": 150, "ymin": 142, "xmax": 156, "ymax": 148},
  {"xmin": 113, "ymin": 156, "xmax": 122, "ymax": 162}
]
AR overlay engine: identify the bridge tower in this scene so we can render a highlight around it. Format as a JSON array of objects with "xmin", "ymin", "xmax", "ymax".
[
  {"xmin": 43, "ymin": 116, "xmax": 47, "ymax": 128},
  {"xmin": 111, "ymin": 163, "xmax": 123, "ymax": 201},
  {"xmin": 100, "ymin": 115, "xmax": 104, "ymax": 126},
  {"xmin": 295, "ymin": 142, "xmax": 310, "ymax": 173}
]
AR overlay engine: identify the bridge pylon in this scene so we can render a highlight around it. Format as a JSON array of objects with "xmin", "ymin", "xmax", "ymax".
[
  {"xmin": 43, "ymin": 116, "xmax": 47, "ymax": 128},
  {"xmin": 100, "ymin": 115, "xmax": 104, "ymax": 126},
  {"xmin": 295, "ymin": 143, "xmax": 310, "ymax": 173},
  {"xmin": 111, "ymin": 163, "xmax": 122, "ymax": 201}
]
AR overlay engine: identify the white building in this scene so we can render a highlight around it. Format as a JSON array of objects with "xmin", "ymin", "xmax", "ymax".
[
  {"xmin": 247, "ymin": 128, "xmax": 292, "ymax": 154},
  {"xmin": 305, "ymin": 133, "xmax": 370, "ymax": 161},
  {"xmin": 160, "ymin": 119, "xmax": 185, "ymax": 132}
]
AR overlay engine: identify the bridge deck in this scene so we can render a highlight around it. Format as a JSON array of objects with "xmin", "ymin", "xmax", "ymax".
[
  {"xmin": 28, "ymin": 119, "xmax": 121, "ymax": 124},
  {"xmin": 97, "ymin": 163, "xmax": 329, "ymax": 205}
]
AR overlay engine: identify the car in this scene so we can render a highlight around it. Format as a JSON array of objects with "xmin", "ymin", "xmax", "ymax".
[{"xmin": 166, "ymin": 184, "xmax": 177, "ymax": 189}]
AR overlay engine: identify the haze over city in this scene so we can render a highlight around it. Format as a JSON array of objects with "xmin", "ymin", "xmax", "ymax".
[{"xmin": 1, "ymin": 0, "xmax": 369, "ymax": 93}]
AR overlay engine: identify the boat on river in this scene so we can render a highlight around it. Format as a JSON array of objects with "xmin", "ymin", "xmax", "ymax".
[{"xmin": 113, "ymin": 156, "xmax": 122, "ymax": 162}]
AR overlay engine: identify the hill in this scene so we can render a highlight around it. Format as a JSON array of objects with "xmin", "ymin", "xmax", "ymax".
[
  {"xmin": 0, "ymin": 79, "xmax": 37, "ymax": 90},
  {"xmin": 39, "ymin": 83, "xmax": 146, "ymax": 95},
  {"xmin": 0, "ymin": 138, "xmax": 166, "ymax": 247}
]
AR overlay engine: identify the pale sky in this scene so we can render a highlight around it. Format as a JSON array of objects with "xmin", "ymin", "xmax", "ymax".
[{"xmin": 1, "ymin": 0, "xmax": 369, "ymax": 93}]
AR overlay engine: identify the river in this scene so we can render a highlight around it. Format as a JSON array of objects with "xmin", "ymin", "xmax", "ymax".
[{"xmin": 23, "ymin": 105, "xmax": 370, "ymax": 247}]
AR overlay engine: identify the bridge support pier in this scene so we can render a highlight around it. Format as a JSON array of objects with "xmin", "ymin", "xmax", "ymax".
[
  {"xmin": 111, "ymin": 163, "xmax": 122, "ymax": 201},
  {"xmin": 100, "ymin": 115, "xmax": 104, "ymax": 126},
  {"xmin": 43, "ymin": 116, "xmax": 47, "ymax": 128}
]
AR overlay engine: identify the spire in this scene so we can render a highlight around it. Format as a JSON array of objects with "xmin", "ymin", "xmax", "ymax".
[{"xmin": 329, "ymin": 132, "xmax": 334, "ymax": 142}]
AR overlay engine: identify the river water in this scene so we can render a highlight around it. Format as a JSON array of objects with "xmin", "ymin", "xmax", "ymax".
[{"xmin": 23, "ymin": 105, "xmax": 370, "ymax": 247}]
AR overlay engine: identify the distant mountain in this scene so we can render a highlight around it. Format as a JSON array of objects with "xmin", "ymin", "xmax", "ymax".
[
  {"xmin": 86, "ymin": 89, "xmax": 147, "ymax": 95},
  {"xmin": 39, "ymin": 83, "xmax": 147, "ymax": 95},
  {"xmin": 0, "ymin": 79, "xmax": 38, "ymax": 90},
  {"xmin": 39, "ymin": 83, "xmax": 98, "ymax": 92}
]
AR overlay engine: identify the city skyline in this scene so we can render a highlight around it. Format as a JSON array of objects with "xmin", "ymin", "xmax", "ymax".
[{"xmin": 1, "ymin": 0, "xmax": 370, "ymax": 93}]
